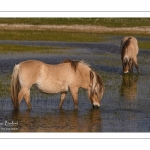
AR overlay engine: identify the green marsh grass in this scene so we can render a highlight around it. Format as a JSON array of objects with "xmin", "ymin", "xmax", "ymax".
[
  {"xmin": 1, "ymin": 18, "xmax": 150, "ymax": 42},
  {"xmin": 0, "ymin": 18, "xmax": 150, "ymax": 27},
  {"xmin": 0, "ymin": 30, "xmax": 107, "ymax": 42},
  {"xmin": 0, "ymin": 44, "xmax": 71, "ymax": 54},
  {"xmin": 138, "ymin": 41, "xmax": 150, "ymax": 50},
  {"xmin": 1, "ymin": 32, "xmax": 150, "ymax": 52}
]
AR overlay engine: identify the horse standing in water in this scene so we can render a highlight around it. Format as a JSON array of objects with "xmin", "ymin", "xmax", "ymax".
[
  {"xmin": 120, "ymin": 36, "xmax": 139, "ymax": 74},
  {"xmin": 11, "ymin": 59, "xmax": 104, "ymax": 110}
]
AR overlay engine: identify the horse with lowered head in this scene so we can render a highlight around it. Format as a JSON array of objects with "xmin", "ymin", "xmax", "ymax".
[
  {"xmin": 120, "ymin": 36, "xmax": 139, "ymax": 74},
  {"xmin": 11, "ymin": 59, "xmax": 104, "ymax": 110}
]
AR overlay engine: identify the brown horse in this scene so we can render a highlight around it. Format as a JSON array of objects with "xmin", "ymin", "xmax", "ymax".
[
  {"xmin": 11, "ymin": 59, "xmax": 104, "ymax": 110},
  {"xmin": 120, "ymin": 36, "xmax": 139, "ymax": 74}
]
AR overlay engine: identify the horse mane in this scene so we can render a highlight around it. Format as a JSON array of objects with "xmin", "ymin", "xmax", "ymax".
[
  {"xmin": 79, "ymin": 60, "xmax": 90, "ymax": 67},
  {"xmin": 62, "ymin": 59, "xmax": 79, "ymax": 71},
  {"xmin": 62, "ymin": 59, "xmax": 90, "ymax": 71},
  {"xmin": 95, "ymin": 72, "xmax": 104, "ymax": 89},
  {"xmin": 121, "ymin": 37, "xmax": 131, "ymax": 60},
  {"xmin": 90, "ymin": 69, "xmax": 104, "ymax": 96}
]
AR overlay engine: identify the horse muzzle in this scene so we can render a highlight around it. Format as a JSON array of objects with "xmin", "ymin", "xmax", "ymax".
[
  {"xmin": 93, "ymin": 102, "xmax": 100, "ymax": 108},
  {"xmin": 124, "ymin": 70, "xmax": 129, "ymax": 74}
]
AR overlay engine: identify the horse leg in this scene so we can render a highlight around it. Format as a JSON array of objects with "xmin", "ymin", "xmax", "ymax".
[
  {"xmin": 133, "ymin": 57, "xmax": 140, "ymax": 73},
  {"xmin": 70, "ymin": 86, "xmax": 79, "ymax": 109},
  {"xmin": 23, "ymin": 89, "xmax": 32, "ymax": 109},
  {"xmin": 59, "ymin": 92, "xmax": 67, "ymax": 109},
  {"xmin": 18, "ymin": 87, "xmax": 29, "ymax": 109}
]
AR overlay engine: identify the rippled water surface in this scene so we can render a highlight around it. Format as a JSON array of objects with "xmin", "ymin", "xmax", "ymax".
[{"xmin": 0, "ymin": 36, "xmax": 150, "ymax": 132}]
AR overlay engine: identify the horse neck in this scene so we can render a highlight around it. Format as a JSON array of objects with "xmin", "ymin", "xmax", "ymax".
[
  {"xmin": 77, "ymin": 63, "xmax": 92, "ymax": 88},
  {"xmin": 78, "ymin": 62, "xmax": 91, "ymax": 72},
  {"xmin": 122, "ymin": 47, "xmax": 128, "ymax": 60},
  {"xmin": 122, "ymin": 40, "xmax": 131, "ymax": 60}
]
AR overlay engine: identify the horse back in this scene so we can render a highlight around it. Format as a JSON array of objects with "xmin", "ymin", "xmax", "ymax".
[
  {"xmin": 17, "ymin": 60, "xmax": 92, "ymax": 92},
  {"xmin": 44, "ymin": 61, "xmax": 91, "ymax": 88},
  {"xmin": 121, "ymin": 36, "xmax": 138, "ymax": 59}
]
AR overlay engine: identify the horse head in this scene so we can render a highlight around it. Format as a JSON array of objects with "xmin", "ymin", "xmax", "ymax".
[
  {"xmin": 122, "ymin": 57, "xmax": 133, "ymax": 74},
  {"xmin": 123, "ymin": 57, "xmax": 129, "ymax": 73},
  {"xmin": 89, "ymin": 71, "xmax": 104, "ymax": 108}
]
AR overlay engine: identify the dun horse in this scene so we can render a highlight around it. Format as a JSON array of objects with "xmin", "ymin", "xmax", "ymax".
[
  {"xmin": 120, "ymin": 36, "xmax": 139, "ymax": 74},
  {"xmin": 11, "ymin": 59, "xmax": 104, "ymax": 110}
]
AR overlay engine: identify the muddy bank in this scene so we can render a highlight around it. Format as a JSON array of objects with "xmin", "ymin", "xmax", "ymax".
[{"xmin": 1, "ymin": 24, "xmax": 150, "ymax": 34}]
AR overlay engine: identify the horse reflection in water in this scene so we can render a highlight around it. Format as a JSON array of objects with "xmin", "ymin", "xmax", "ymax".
[
  {"xmin": 11, "ymin": 109, "xmax": 102, "ymax": 132},
  {"xmin": 121, "ymin": 74, "xmax": 138, "ymax": 101},
  {"xmin": 11, "ymin": 59, "xmax": 104, "ymax": 110}
]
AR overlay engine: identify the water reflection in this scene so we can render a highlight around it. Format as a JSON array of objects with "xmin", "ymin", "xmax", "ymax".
[
  {"xmin": 9, "ymin": 108, "xmax": 102, "ymax": 132},
  {"xmin": 120, "ymin": 74, "xmax": 139, "ymax": 102}
]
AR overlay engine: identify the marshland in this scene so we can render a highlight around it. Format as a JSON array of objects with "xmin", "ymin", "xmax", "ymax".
[{"xmin": 0, "ymin": 18, "xmax": 150, "ymax": 132}]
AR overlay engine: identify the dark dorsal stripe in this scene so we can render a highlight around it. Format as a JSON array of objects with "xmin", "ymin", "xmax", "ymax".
[
  {"xmin": 121, "ymin": 37, "xmax": 132, "ymax": 60},
  {"xmin": 63, "ymin": 59, "xmax": 79, "ymax": 71}
]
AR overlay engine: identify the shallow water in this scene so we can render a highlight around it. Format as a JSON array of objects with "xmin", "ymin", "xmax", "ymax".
[{"xmin": 0, "ymin": 36, "xmax": 150, "ymax": 132}]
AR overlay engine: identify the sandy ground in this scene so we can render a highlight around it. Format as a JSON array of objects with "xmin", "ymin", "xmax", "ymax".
[{"xmin": 0, "ymin": 24, "xmax": 150, "ymax": 34}]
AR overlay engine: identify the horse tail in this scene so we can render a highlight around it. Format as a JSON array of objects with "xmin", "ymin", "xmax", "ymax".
[
  {"xmin": 121, "ymin": 37, "xmax": 131, "ymax": 60},
  {"xmin": 90, "ymin": 70, "xmax": 97, "ymax": 94},
  {"xmin": 11, "ymin": 64, "xmax": 20, "ymax": 109}
]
